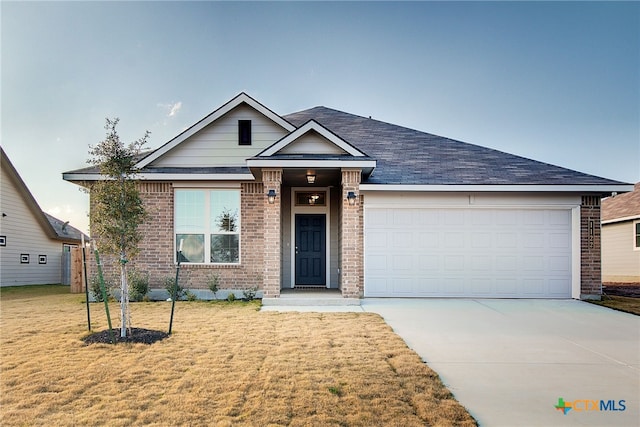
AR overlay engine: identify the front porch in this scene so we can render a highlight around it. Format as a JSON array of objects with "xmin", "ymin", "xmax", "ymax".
[
  {"xmin": 262, "ymin": 289, "xmax": 361, "ymax": 307},
  {"xmin": 259, "ymin": 167, "xmax": 366, "ymax": 302},
  {"xmin": 262, "ymin": 288, "xmax": 361, "ymax": 306}
]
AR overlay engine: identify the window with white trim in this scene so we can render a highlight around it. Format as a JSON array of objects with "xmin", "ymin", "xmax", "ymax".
[
  {"xmin": 175, "ymin": 189, "xmax": 240, "ymax": 264},
  {"xmin": 635, "ymin": 221, "xmax": 640, "ymax": 249}
]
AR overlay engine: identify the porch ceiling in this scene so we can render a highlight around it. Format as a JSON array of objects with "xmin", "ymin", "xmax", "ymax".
[{"xmin": 282, "ymin": 168, "xmax": 342, "ymax": 187}]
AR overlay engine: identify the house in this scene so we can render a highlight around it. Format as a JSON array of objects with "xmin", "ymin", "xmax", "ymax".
[
  {"xmin": 63, "ymin": 93, "xmax": 631, "ymax": 300},
  {"xmin": 601, "ymin": 182, "xmax": 640, "ymax": 284},
  {"xmin": 1, "ymin": 147, "xmax": 85, "ymax": 286}
]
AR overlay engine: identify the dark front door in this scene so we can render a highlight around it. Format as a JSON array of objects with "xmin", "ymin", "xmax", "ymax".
[{"xmin": 295, "ymin": 214, "xmax": 326, "ymax": 286}]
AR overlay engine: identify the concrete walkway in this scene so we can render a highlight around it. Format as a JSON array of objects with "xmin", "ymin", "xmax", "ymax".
[{"xmin": 361, "ymin": 299, "xmax": 640, "ymax": 427}]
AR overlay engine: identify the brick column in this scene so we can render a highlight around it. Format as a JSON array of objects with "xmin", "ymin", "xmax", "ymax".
[
  {"xmin": 340, "ymin": 169, "xmax": 363, "ymax": 298},
  {"xmin": 262, "ymin": 169, "xmax": 282, "ymax": 298},
  {"xmin": 580, "ymin": 195, "xmax": 602, "ymax": 300}
]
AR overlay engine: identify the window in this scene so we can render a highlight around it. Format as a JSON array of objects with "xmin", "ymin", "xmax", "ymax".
[
  {"xmin": 238, "ymin": 120, "xmax": 251, "ymax": 145},
  {"xmin": 175, "ymin": 189, "xmax": 240, "ymax": 264},
  {"xmin": 295, "ymin": 191, "xmax": 326, "ymax": 206},
  {"xmin": 635, "ymin": 221, "xmax": 640, "ymax": 249}
]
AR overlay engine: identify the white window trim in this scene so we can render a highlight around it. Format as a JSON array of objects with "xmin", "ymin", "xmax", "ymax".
[
  {"xmin": 634, "ymin": 220, "xmax": 640, "ymax": 251},
  {"xmin": 174, "ymin": 188, "xmax": 241, "ymax": 265}
]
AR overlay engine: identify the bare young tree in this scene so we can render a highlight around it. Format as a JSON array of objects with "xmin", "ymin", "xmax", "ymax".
[{"xmin": 88, "ymin": 118, "xmax": 149, "ymax": 337}]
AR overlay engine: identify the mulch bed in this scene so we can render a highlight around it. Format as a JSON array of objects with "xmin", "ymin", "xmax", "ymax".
[
  {"xmin": 83, "ymin": 328, "xmax": 169, "ymax": 345},
  {"xmin": 602, "ymin": 285, "xmax": 640, "ymax": 298}
]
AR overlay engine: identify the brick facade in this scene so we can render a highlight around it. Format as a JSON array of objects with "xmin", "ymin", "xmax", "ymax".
[
  {"xmin": 580, "ymin": 196, "xmax": 602, "ymax": 299},
  {"xmin": 339, "ymin": 169, "xmax": 363, "ymax": 298},
  {"xmin": 262, "ymin": 169, "xmax": 282, "ymax": 298},
  {"xmin": 89, "ymin": 181, "xmax": 266, "ymax": 293}
]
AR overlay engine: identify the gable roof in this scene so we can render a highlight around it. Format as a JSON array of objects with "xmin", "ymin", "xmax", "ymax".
[
  {"xmin": 284, "ymin": 107, "xmax": 629, "ymax": 190},
  {"xmin": 2, "ymin": 147, "xmax": 83, "ymax": 243},
  {"xmin": 257, "ymin": 119, "xmax": 368, "ymax": 157},
  {"xmin": 602, "ymin": 182, "xmax": 640, "ymax": 224},
  {"xmin": 136, "ymin": 92, "xmax": 296, "ymax": 169},
  {"xmin": 64, "ymin": 93, "xmax": 631, "ymax": 194},
  {"xmin": 44, "ymin": 213, "xmax": 88, "ymax": 242}
]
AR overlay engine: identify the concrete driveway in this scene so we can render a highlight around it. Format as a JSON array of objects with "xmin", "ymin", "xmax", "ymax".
[{"xmin": 362, "ymin": 299, "xmax": 640, "ymax": 427}]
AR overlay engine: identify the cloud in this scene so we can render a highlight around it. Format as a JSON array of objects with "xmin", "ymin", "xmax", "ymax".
[
  {"xmin": 168, "ymin": 101, "xmax": 182, "ymax": 117},
  {"xmin": 158, "ymin": 101, "xmax": 183, "ymax": 118}
]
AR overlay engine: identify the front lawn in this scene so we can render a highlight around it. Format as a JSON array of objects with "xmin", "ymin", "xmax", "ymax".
[
  {"xmin": 0, "ymin": 286, "xmax": 476, "ymax": 426},
  {"xmin": 589, "ymin": 295, "xmax": 640, "ymax": 316}
]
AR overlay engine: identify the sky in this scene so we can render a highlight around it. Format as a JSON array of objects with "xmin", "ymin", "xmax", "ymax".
[{"xmin": 2, "ymin": 1, "xmax": 638, "ymax": 234}]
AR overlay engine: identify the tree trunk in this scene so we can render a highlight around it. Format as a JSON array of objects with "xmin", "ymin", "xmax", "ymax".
[{"xmin": 120, "ymin": 259, "xmax": 128, "ymax": 338}]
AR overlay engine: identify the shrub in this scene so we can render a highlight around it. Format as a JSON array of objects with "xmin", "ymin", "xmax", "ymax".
[
  {"xmin": 89, "ymin": 274, "xmax": 113, "ymax": 302},
  {"xmin": 185, "ymin": 290, "xmax": 198, "ymax": 301},
  {"xmin": 164, "ymin": 276, "xmax": 184, "ymax": 300},
  {"xmin": 226, "ymin": 292, "xmax": 236, "ymax": 302},
  {"xmin": 127, "ymin": 269, "xmax": 149, "ymax": 302},
  {"xmin": 242, "ymin": 286, "xmax": 258, "ymax": 301},
  {"xmin": 207, "ymin": 273, "xmax": 220, "ymax": 299}
]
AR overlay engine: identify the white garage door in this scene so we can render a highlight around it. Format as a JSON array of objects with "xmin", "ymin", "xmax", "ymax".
[{"xmin": 364, "ymin": 208, "xmax": 572, "ymax": 298}]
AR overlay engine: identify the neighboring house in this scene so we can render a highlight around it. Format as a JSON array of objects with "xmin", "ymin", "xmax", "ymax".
[
  {"xmin": 1, "ymin": 147, "xmax": 85, "ymax": 286},
  {"xmin": 63, "ymin": 93, "xmax": 631, "ymax": 300},
  {"xmin": 601, "ymin": 182, "xmax": 640, "ymax": 284}
]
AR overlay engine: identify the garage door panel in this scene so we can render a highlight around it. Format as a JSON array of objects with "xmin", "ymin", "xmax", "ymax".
[
  {"xmin": 495, "ymin": 279, "xmax": 518, "ymax": 295},
  {"xmin": 471, "ymin": 256, "xmax": 492, "ymax": 271},
  {"xmin": 496, "ymin": 255, "xmax": 518, "ymax": 272},
  {"xmin": 444, "ymin": 232, "xmax": 465, "ymax": 248},
  {"xmin": 549, "ymin": 256, "xmax": 570, "ymax": 272},
  {"xmin": 497, "ymin": 232, "xmax": 517, "ymax": 248},
  {"xmin": 367, "ymin": 231, "xmax": 388, "ymax": 248},
  {"xmin": 471, "ymin": 233, "xmax": 492, "ymax": 248},
  {"xmin": 419, "ymin": 255, "xmax": 440, "ymax": 272},
  {"xmin": 523, "ymin": 278, "xmax": 545, "ymax": 295},
  {"xmin": 393, "ymin": 279, "xmax": 414, "ymax": 294},
  {"xmin": 444, "ymin": 278, "xmax": 465, "ymax": 295},
  {"xmin": 365, "ymin": 207, "xmax": 572, "ymax": 298},
  {"xmin": 445, "ymin": 210, "xmax": 464, "ymax": 225},
  {"xmin": 523, "ymin": 233, "xmax": 545, "ymax": 248},
  {"xmin": 392, "ymin": 255, "xmax": 412, "ymax": 272},
  {"xmin": 549, "ymin": 232, "xmax": 570, "ymax": 248},
  {"xmin": 417, "ymin": 232, "xmax": 439, "ymax": 248}
]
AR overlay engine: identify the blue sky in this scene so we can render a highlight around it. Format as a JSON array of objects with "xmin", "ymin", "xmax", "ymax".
[{"xmin": 2, "ymin": 1, "xmax": 638, "ymax": 233}]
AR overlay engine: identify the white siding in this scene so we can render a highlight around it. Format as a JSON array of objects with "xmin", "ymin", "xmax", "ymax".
[
  {"xmin": 152, "ymin": 104, "xmax": 289, "ymax": 167},
  {"xmin": 278, "ymin": 131, "xmax": 348, "ymax": 155},
  {"xmin": 0, "ymin": 166, "xmax": 63, "ymax": 286},
  {"xmin": 602, "ymin": 221, "xmax": 640, "ymax": 282}
]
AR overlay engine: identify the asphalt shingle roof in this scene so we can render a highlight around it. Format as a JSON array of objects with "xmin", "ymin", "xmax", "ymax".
[
  {"xmin": 602, "ymin": 182, "xmax": 640, "ymax": 222},
  {"xmin": 284, "ymin": 107, "xmax": 625, "ymax": 186},
  {"xmin": 44, "ymin": 213, "xmax": 86, "ymax": 242}
]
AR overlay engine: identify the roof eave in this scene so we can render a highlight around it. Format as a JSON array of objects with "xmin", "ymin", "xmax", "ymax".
[
  {"xmin": 359, "ymin": 184, "xmax": 635, "ymax": 194},
  {"xmin": 63, "ymin": 172, "xmax": 256, "ymax": 182}
]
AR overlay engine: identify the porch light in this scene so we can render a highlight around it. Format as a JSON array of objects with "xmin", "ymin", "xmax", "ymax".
[
  {"xmin": 267, "ymin": 189, "xmax": 277, "ymax": 204},
  {"xmin": 306, "ymin": 174, "xmax": 316, "ymax": 184},
  {"xmin": 347, "ymin": 191, "xmax": 357, "ymax": 206}
]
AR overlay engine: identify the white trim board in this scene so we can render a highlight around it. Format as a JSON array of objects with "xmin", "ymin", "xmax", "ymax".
[
  {"xmin": 63, "ymin": 173, "xmax": 256, "ymax": 181},
  {"xmin": 360, "ymin": 184, "xmax": 633, "ymax": 193}
]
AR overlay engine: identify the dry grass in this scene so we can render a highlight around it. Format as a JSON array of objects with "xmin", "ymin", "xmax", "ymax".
[
  {"xmin": 589, "ymin": 295, "xmax": 640, "ymax": 316},
  {"xmin": 0, "ymin": 286, "xmax": 476, "ymax": 426}
]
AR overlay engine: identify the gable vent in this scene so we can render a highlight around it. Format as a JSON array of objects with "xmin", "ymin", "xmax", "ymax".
[{"xmin": 239, "ymin": 120, "xmax": 252, "ymax": 145}]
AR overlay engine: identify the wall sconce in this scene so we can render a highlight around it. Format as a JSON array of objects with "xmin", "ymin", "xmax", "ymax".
[
  {"xmin": 267, "ymin": 189, "xmax": 277, "ymax": 204},
  {"xmin": 306, "ymin": 174, "xmax": 316, "ymax": 184},
  {"xmin": 346, "ymin": 191, "xmax": 357, "ymax": 206}
]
